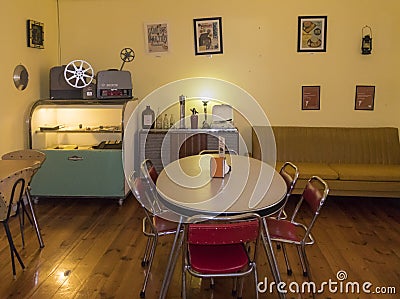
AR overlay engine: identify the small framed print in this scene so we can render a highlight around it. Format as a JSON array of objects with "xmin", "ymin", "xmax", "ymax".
[
  {"xmin": 355, "ymin": 85, "xmax": 375, "ymax": 110},
  {"xmin": 302, "ymin": 86, "xmax": 320, "ymax": 110},
  {"xmin": 27, "ymin": 20, "xmax": 44, "ymax": 49},
  {"xmin": 193, "ymin": 17, "xmax": 223, "ymax": 55},
  {"xmin": 298, "ymin": 16, "xmax": 327, "ymax": 52},
  {"xmin": 144, "ymin": 22, "xmax": 169, "ymax": 54}
]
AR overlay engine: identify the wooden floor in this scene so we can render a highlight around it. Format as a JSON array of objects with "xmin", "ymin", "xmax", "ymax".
[{"xmin": 0, "ymin": 195, "xmax": 399, "ymax": 299}]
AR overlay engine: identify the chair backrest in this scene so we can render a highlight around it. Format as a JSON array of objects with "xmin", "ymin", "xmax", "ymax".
[
  {"xmin": 187, "ymin": 213, "xmax": 261, "ymax": 245},
  {"xmin": 277, "ymin": 162, "xmax": 299, "ymax": 218},
  {"xmin": 129, "ymin": 170, "xmax": 160, "ymax": 213},
  {"xmin": 2, "ymin": 149, "xmax": 46, "ymax": 177},
  {"xmin": 141, "ymin": 159, "xmax": 159, "ymax": 184},
  {"xmin": 184, "ymin": 213, "xmax": 262, "ymax": 266},
  {"xmin": 199, "ymin": 149, "xmax": 238, "ymax": 155},
  {"xmin": 0, "ymin": 167, "xmax": 34, "ymax": 221},
  {"xmin": 2, "ymin": 149, "xmax": 46, "ymax": 164},
  {"xmin": 291, "ymin": 176, "xmax": 329, "ymax": 236}
]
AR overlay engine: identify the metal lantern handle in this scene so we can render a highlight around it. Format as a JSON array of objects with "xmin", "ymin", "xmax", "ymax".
[{"xmin": 362, "ymin": 25, "xmax": 372, "ymax": 38}]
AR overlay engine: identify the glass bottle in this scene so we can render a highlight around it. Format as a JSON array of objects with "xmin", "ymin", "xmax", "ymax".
[
  {"xmin": 156, "ymin": 108, "xmax": 163, "ymax": 129},
  {"xmin": 163, "ymin": 114, "xmax": 169, "ymax": 129},
  {"xmin": 142, "ymin": 105, "xmax": 155, "ymax": 129},
  {"xmin": 169, "ymin": 114, "xmax": 175, "ymax": 129}
]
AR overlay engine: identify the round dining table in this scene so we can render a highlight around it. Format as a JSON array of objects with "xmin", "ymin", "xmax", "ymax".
[{"xmin": 156, "ymin": 154, "xmax": 287, "ymax": 299}]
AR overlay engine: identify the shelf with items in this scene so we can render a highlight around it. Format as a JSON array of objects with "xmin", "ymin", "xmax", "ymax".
[
  {"xmin": 28, "ymin": 98, "xmax": 137, "ymax": 203},
  {"xmin": 28, "ymin": 99, "xmax": 134, "ymax": 150}
]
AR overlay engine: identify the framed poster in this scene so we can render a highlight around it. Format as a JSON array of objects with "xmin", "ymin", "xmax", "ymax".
[
  {"xmin": 193, "ymin": 17, "xmax": 223, "ymax": 55},
  {"xmin": 302, "ymin": 86, "xmax": 320, "ymax": 110},
  {"xmin": 27, "ymin": 20, "xmax": 44, "ymax": 49},
  {"xmin": 355, "ymin": 85, "xmax": 375, "ymax": 110},
  {"xmin": 298, "ymin": 16, "xmax": 327, "ymax": 52},
  {"xmin": 144, "ymin": 22, "xmax": 169, "ymax": 53}
]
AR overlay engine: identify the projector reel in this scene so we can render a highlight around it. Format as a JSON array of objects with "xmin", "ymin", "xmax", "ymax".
[
  {"xmin": 64, "ymin": 59, "xmax": 94, "ymax": 88},
  {"xmin": 120, "ymin": 48, "xmax": 135, "ymax": 62},
  {"xmin": 120, "ymin": 48, "xmax": 135, "ymax": 70}
]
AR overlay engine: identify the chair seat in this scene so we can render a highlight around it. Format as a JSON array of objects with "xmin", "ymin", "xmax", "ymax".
[
  {"xmin": 266, "ymin": 218, "xmax": 306, "ymax": 243},
  {"xmin": 153, "ymin": 216, "xmax": 178, "ymax": 233},
  {"xmin": 188, "ymin": 243, "xmax": 249, "ymax": 274}
]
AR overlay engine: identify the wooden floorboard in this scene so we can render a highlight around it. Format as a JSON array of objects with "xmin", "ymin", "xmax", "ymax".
[{"xmin": 0, "ymin": 195, "xmax": 398, "ymax": 299}]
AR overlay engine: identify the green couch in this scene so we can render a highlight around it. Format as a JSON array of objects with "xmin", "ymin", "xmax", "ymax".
[{"xmin": 252, "ymin": 126, "xmax": 400, "ymax": 198}]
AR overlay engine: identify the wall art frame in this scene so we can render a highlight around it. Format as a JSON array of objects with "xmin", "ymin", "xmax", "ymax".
[
  {"xmin": 298, "ymin": 16, "xmax": 327, "ymax": 52},
  {"xmin": 193, "ymin": 17, "xmax": 223, "ymax": 55},
  {"xmin": 302, "ymin": 85, "xmax": 321, "ymax": 110},
  {"xmin": 27, "ymin": 19, "xmax": 44, "ymax": 49},
  {"xmin": 144, "ymin": 22, "xmax": 169, "ymax": 54},
  {"xmin": 355, "ymin": 85, "xmax": 375, "ymax": 110}
]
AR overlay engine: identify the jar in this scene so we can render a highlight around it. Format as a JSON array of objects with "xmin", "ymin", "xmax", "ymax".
[{"xmin": 142, "ymin": 105, "xmax": 155, "ymax": 129}]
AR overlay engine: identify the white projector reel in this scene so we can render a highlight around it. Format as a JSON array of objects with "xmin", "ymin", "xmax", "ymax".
[{"xmin": 63, "ymin": 59, "xmax": 94, "ymax": 89}]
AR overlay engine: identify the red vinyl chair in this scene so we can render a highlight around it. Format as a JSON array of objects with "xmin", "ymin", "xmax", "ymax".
[
  {"xmin": 181, "ymin": 213, "xmax": 262, "ymax": 299},
  {"xmin": 275, "ymin": 162, "xmax": 299, "ymax": 220},
  {"xmin": 129, "ymin": 170, "xmax": 179, "ymax": 298},
  {"xmin": 140, "ymin": 159, "xmax": 159, "ymax": 184},
  {"xmin": 266, "ymin": 176, "xmax": 329, "ymax": 277}
]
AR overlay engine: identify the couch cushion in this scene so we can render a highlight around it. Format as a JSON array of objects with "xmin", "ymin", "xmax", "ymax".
[
  {"xmin": 276, "ymin": 162, "xmax": 339, "ymax": 180},
  {"xmin": 271, "ymin": 127, "xmax": 400, "ymax": 164},
  {"xmin": 329, "ymin": 163, "xmax": 400, "ymax": 182}
]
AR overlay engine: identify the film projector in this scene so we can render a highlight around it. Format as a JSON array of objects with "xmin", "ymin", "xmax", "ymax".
[{"xmin": 50, "ymin": 48, "xmax": 135, "ymax": 100}]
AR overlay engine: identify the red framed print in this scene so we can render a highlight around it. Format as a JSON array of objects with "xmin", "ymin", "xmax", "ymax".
[
  {"xmin": 355, "ymin": 85, "xmax": 375, "ymax": 110},
  {"xmin": 302, "ymin": 86, "xmax": 320, "ymax": 110}
]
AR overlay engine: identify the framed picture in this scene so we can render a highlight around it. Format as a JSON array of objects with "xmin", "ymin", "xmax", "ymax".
[
  {"xmin": 27, "ymin": 19, "xmax": 44, "ymax": 49},
  {"xmin": 355, "ymin": 85, "xmax": 375, "ymax": 110},
  {"xmin": 302, "ymin": 86, "xmax": 320, "ymax": 110},
  {"xmin": 193, "ymin": 17, "xmax": 223, "ymax": 55},
  {"xmin": 297, "ymin": 16, "xmax": 327, "ymax": 52},
  {"xmin": 144, "ymin": 22, "xmax": 169, "ymax": 53}
]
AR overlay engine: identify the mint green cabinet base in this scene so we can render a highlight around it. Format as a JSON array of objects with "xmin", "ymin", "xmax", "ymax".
[{"xmin": 30, "ymin": 149, "xmax": 127, "ymax": 199}]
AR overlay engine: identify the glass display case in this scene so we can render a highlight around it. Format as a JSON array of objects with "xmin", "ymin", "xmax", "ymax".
[{"xmin": 28, "ymin": 99, "xmax": 137, "ymax": 205}]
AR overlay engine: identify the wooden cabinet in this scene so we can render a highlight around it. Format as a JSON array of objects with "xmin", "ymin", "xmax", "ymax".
[
  {"xmin": 28, "ymin": 99, "xmax": 137, "ymax": 204},
  {"xmin": 139, "ymin": 129, "xmax": 239, "ymax": 172}
]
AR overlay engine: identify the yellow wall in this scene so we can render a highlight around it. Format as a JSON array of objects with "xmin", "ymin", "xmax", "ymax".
[
  {"xmin": 1, "ymin": 0, "xmax": 399, "ymax": 155},
  {"xmin": 0, "ymin": 1, "xmax": 58, "ymax": 154}
]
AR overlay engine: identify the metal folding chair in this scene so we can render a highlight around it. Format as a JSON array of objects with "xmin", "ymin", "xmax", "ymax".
[
  {"xmin": 182, "ymin": 213, "xmax": 262, "ymax": 299},
  {"xmin": 129, "ymin": 170, "xmax": 180, "ymax": 298},
  {"xmin": 140, "ymin": 159, "xmax": 159, "ymax": 184},
  {"xmin": 266, "ymin": 176, "xmax": 329, "ymax": 277},
  {"xmin": 0, "ymin": 167, "xmax": 35, "ymax": 278},
  {"xmin": 2, "ymin": 149, "xmax": 46, "ymax": 248},
  {"xmin": 276, "ymin": 161, "xmax": 299, "ymax": 219}
]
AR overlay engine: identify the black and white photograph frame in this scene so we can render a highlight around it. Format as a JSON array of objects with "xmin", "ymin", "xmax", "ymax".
[
  {"xmin": 144, "ymin": 22, "xmax": 169, "ymax": 54},
  {"xmin": 193, "ymin": 17, "xmax": 223, "ymax": 55},
  {"xmin": 27, "ymin": 19, "xmax": 44, "ymax": 49},
  {"xmin": 297, "ymin": 16, "xmax": 327, "ymax": 52}
]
